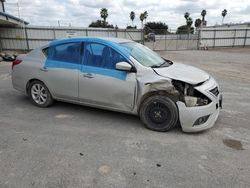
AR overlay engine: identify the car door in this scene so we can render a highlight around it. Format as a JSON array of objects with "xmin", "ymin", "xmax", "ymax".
[
  {"xmin": 43, "ymin": 42, "xmax": 81, "ymax": 101},
  {"xmin": 79, "ymin": 42, "xmax": 136, "ymax": 112}
]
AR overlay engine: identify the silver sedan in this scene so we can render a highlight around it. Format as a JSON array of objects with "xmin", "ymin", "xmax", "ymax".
[{"xmin": 12, "ymin": 37, "xmax": 222, "ymax": 132}]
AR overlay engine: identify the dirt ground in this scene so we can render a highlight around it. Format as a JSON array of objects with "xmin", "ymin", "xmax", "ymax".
[{"xmin": 0, "ymin": 48, "xmax": 250, "ymax": 188}]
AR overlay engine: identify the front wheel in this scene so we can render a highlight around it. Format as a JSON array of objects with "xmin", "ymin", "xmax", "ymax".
[
  {"xmin": 28, "ymin": 80, "xmax": 54, "ymax": 107},
  {"xmin": 139, "ymin": 95, "xmax": 178, "ymax": 132}
]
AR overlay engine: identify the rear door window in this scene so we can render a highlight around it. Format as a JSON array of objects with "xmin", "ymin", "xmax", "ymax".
[{"xmin": 48, "ymin": 42, "xmax": 81, "ymax": 64}]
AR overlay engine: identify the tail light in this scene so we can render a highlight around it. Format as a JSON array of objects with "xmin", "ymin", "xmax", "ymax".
[{"xmin": 12, "ymin": 59, "xmax": 22, "ymax": 70}]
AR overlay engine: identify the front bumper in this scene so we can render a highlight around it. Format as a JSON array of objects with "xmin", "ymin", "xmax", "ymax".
[{"xmin": 177, "ymin": 77, "xmax": 222, "ymax": 132}]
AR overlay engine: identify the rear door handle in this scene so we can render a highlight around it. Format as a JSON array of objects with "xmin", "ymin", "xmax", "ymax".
[
  {"xmin": 40, "ymin": 67, "xmax": 48, "ymax": 72},
  {"xmin": 83, "ymin": 73, "xmax": 94, "ymax": 78}
]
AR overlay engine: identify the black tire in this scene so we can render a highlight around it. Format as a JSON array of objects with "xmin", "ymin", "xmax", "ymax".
[
  {"xmin": 28, "ymin": 80, "xmax": 54, "ymax": 107},
  {"xmin": 139, "ymin": 95, "xmax": 178, "ymax": 132}
]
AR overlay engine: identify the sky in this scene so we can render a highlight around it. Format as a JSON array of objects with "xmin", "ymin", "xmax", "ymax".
[{"xmin": 4, "ymin": 0, "xmax": 250, "ymax": 30}]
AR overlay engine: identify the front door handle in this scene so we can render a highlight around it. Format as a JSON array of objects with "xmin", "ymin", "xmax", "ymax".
[{"xmin": 83, "ymin": 73, "xmax": 94, "ymax": 78}]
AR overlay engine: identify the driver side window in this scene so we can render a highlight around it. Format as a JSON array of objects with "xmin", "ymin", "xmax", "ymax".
[{"xmin": 84, "ymin": 43, "xmax": 127, "ymax": 69}]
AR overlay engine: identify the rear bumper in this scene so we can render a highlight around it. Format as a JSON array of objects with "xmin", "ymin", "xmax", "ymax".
[{"xmin": 12, "ymin": 70, "xmax": 27, "ymax": 94}]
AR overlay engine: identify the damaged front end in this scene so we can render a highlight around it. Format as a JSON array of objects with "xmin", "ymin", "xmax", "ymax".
[
  {"xmin": 172, "ymin": 80, "xmax": 211, "ymax": 107},
  {"xmin": 171, "ymin": 77, "xmax": 222, "ymax": 132},
  {"xmin": 136, "ymin": 68, "xmax": 221, "ymax": 132}
]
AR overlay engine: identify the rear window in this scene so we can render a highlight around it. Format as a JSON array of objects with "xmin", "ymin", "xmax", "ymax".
[
  {"xmin": 47, "ymin": 42, "xmax": 81, "ymax": 64},
  {"xmin": 42, "ymin": 48, "xmax": 48, "ymax": 57}
]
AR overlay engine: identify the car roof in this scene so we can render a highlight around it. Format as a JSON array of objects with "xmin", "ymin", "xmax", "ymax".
[{"xmin": 49, "ymin": 37, "xmax": 132, "ymax": 46}]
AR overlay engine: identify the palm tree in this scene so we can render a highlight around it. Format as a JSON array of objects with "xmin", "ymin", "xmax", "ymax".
[
  {"xmin": 143, "ymin": 11, "xmax": 148, "ymax": 23},
  {"xmin": 130, "ymin": 11, "xmax": 135, "ymax": 26},
  {"xmin": 186, "ymin": 17, "xmax": 193, "ymax": 27},
  {"xmin": 140, "ymin": 13, "xmax": 144, "ymax": 29},
  {"xmin": 100, "ymin": 8, "xmax": 108, "ymax": 27},
  {"xmin": 186, "ymin": 17, "xmax": 193, "ymax": 33},
  {"xmin": 195, "ymin": 18, "xmax": 202, "ymax": 28},
  {"xmin": 201, "ymin": 9, "xmax": 206, "ymax": 22},
  {"xmin": 184, "ymin": 12, "xmax": 190, "ymax": 20},
  {"xmin": 221, "ymin": 9, "xmax": 227, "ymax": 24}
]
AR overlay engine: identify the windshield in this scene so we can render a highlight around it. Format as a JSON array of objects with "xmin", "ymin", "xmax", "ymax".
[{"xmin": 120, "ymin": 42, "xmax": 171, "ymax": 68}]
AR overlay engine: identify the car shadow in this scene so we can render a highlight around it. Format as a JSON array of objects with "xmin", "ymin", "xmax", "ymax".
[
  {"xmin": 53, "ymin": 100, "xmax": 185, "ymax": 133},
  {"xmin": 14, "ymin": 94, "xmax": 184, "ymax": 134},
  {"xmin": 51, "ymin": 100, "xmax": 144, "ymax": 129}
]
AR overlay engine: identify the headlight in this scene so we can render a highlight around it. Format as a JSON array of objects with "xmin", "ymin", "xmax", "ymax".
[
  {"xmin": 172, "ymin": 80, "xmax": 211, "ymax": 107},
  {"xmin": 184, "ymin": 96, "xmax": 197, "ymax": 107},
  {"xmin": 185, "ymin": 96, "xmax": 209, "ymax": 107}
]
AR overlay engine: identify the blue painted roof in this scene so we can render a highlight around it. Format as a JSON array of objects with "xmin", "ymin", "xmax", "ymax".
[
  {"xmin": 49, "ymin": 37, "xmax": 134, "ymax": 59},
  {"xmin": 0, "ymin": 11, "xmax": 29, "ymax": 25},
  {"xmin": 49, "ymin": 37, "xmax": 132, "ymax": 45}
]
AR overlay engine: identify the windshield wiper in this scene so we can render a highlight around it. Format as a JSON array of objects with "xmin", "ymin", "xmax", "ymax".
[
  {"xmin": 150, "ymin": 64, "xmax": 161, "ymax": 68},
  {"xmin": 151, "ymin": 61, "xmax": 171, "ymax": 68}
]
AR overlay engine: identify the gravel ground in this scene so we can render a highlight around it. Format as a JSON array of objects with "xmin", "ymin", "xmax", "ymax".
[{"xmin": 0, "ymin": 48, "xmax": 250, "ymax": 188}]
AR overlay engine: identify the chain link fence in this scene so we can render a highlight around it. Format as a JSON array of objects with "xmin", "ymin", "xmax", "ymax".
[
  {"xmin": 143, "ymin": 27, "xmax": 250, "ymax": 51},
  {"xmin": 143, "ymin": 27, "xmax": 199, "ymax": 51}
]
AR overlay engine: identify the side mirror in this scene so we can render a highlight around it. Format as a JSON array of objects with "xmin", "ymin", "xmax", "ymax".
[{"xmin": 116, "ymin": 62, "xmax": 133, "ymax": 71}]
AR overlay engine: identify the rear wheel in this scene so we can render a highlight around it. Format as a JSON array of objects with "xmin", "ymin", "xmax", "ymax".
[
  {"xmin": 28, "ymin": 80, "xmax": 54, "ymax": 107},
  {"xmin": 139, "ymin": 95, "xmax": 178, "ymax": 132}
]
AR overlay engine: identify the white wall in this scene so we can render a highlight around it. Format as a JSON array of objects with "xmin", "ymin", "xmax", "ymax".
[
  {"xmin": 199, "ymin": 27, "xmax": 250, "ymax": 48},
  {"xmin": 0, "ymin": 26, "xmax": 143, "ymax": 50}
]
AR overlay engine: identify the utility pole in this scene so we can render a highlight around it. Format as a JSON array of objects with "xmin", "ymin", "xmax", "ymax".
[
  {"xmin": 1, "ymin": 0, "xmax": 6, "ymax": 12},
  {"xmin": 17, "ymin": 0, "xmax": 29, "ymax": 51}
]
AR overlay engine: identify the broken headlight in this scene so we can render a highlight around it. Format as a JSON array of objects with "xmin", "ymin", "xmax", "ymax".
[
  {"xmin": 184, "ymin": 95, "xmax": 210, "ymax": 107},
  {"xmin": 172, "ymin": 80, "xmax": 211, "ymax": 107}
]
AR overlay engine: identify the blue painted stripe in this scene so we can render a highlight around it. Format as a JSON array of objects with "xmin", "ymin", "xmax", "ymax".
[
  {"xmin": 81, "ymin": 65, "xmax": 127, "ymax": 80},
  {"xmin": 45, "ymin": 60, "xmax": 79, "ymax": 70},
  {"xmin": 44, "ymin": 60, "xmax": 127, "ymax": 80}
]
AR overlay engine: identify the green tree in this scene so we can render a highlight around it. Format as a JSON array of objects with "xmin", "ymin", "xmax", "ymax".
[
  {"xmin": 181, "ymin": 12, "xmax": 193, "ymax": 33},
  {"xmin": 100, "ymin": 8, "xmax": 108, "ymax": 27},
  {"xmin": 143, "ymin": 11, "xmax": 148, "ymax": 23},
  {"xmin": 89, "ymin": 20, "xmax": 114, "ymax": 28},
  {"xmin": 184, "ymin": 12, "xmax": 190, "ymax": 20},
  {"xmin": 186, "ymin": 17, "xmax": 193, "ymax": 27},
  {"xmin": 176, "ymin": 25, "xmax": 194, "ymax": 34},
  {"xmin": 130, "ymin": 11, "xmax": 135, "ymax": 26},
  {"xmin": 140, "ymin": 13, "xmax": 144, "ymax": 28},
  {"xmin": 195, "ymin": 18, "xmax": 202, "ymax": 28},
  {"xmin": 221, "ymin": 9, "xmax": 227, "ymax": 24},
  {"xmin": 201, "ymin": 9, "xmax": 206, "ymax": 22},
  {"xmin": 186, "ymin": 17, "xmax": 193, "ymax": 33},
  {"xmin": 145, "ymin": 21, "xmax": 168, "ymax": 34},
  {"xmin": 126, "ymin": 25, "xmax": 137, "ymax": 29}
]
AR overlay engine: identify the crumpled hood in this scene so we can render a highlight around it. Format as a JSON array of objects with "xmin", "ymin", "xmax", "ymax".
[{"xmin": 153, "ymin": 62, "xmax": 210, "ymax": 85}]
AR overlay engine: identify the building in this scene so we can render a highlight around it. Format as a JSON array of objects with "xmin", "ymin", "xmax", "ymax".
[{"xmin": 0, "ymin": 0, "xmax": 28, "ymax": 26}]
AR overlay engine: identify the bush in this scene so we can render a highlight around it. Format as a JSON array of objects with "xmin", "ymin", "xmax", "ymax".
[
  {"xmin": 145, "ymin": 22, "xmax": 169, "ymax": 35},
  {"xmin": 89, "ymin": 20, "xmax": 114, "ymax": 28},
  {"xmin": 176, "ymin": 25, "xmax": 194, "ymax": 34}
]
